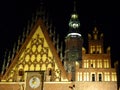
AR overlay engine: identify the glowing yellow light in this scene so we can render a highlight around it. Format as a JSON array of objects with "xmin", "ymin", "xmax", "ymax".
[{"xmin": 71, "ymin": 14, "xmax": 78, "ymax": 19}]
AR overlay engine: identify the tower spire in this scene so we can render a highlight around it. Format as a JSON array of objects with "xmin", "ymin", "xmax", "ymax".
[
  {"xmin": 73, "ymin": 0, "xmax": 76, "ymax": 12},
  {"xmin": 68, "ymin": 0, "xmax": 80, "ymax": 34}
]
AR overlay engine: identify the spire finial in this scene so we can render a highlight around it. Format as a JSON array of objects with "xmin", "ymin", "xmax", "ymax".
[{"xmin": 73, "ymin": 0, "xmax": 76, "ymax": 12}]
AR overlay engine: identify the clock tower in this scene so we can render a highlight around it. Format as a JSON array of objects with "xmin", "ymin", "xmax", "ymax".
[{"xmin": 64, "ymin": 2, "xmax": 83, "ymax": 81}]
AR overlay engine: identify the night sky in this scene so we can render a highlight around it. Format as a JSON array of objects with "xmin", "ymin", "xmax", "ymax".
[{"xmin": 0, "ymin": 0, "xmax": 120, "ymax": 69}]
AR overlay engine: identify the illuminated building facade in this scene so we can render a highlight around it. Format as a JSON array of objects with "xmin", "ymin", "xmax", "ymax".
[{"xmin": 0, "ymin": 2, "xmax": 118, "ymax": 90}]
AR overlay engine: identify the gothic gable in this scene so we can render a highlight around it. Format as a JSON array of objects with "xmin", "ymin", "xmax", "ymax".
[{"xmin": 2, "ymin": 19, "xmax": 67, "ymax": 81}]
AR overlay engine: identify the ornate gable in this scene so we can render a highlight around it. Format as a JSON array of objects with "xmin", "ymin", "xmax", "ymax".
[{"xmin": 2, "ymin": 19, "xmax": 67, "ymax": 82}]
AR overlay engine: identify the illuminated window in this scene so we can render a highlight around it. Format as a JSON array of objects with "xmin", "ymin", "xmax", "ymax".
[
  {"xmin": 90, "ymin": 60, "xmax": 95, "ymax": 68},
  {"xmin": 84, "ymin": 60, "xmax": 89, "ymax": 68},
  {"xmin": 90, "ymin": 46, "xmax": 95, "ymax": 54},
  {"xmin": 96, "ymin": 45, "xmax": 102, "ymax": 54},
  {"xmin": 80, "ymin": 72, "xmax": 82, "ymax": 81},
  {"xmin": 111, "ymin": 72, "xmax": 117, "ymax": 81},
  {"xmin": 84, "ymin": 72, "xmax": 86, "ymax": 81},
  {"xmin": 84, "ymin": 72, "xmax": 89, "ymax": 81},
  {"xmin": 78, "ymin": 72, "xmax": 82, "ymax": 81},
  {"xmin": 86, "ymin": 72, "xmax": 89, "ymax": 81},
  {"xmin": 104, "ymin": 59, "xmax": 109, "ymax": 68},
  {"xmin": 97, "ymin": 59, "xmax": 102, "ymax": 68},
  {"xmin": 86, "ymin": 60, "xmax": 89, "ymax": 68},
  {"xmin": 84, "ymin": 60, "xmax": 86, "ymax": 68},
  {"xmin": 104, "ymin": 72, "xmax": 110, "ymax": 81}
]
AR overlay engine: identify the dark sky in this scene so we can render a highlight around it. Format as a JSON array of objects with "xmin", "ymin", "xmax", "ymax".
[{"xmin": 0, "ymin": 0, "xmax": 120, "ymax": 69}]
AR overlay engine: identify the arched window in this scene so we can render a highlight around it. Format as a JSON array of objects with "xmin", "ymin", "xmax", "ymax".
[
  {"xmin": 99, "ymin": 74, "xmax": 102, "ymax": 81},
  {"xmin": 92, "ymin": 74, "xmax": 95, "ymax": 81}
]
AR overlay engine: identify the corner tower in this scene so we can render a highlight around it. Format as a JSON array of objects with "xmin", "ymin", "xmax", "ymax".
[{"xmin": 64, "ymin": 2, "xmax": 83, "ymax": 81}]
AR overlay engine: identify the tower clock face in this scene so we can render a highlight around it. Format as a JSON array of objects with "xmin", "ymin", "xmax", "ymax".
[{"xmin": 29, "ymin": 76, "xmax": 40, "ymax": 89}]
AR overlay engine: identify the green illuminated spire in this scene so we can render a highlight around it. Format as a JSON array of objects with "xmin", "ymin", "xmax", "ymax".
[{"xmin": 68, "ymin": 1, "xmax": 80, "ymax": 32}]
